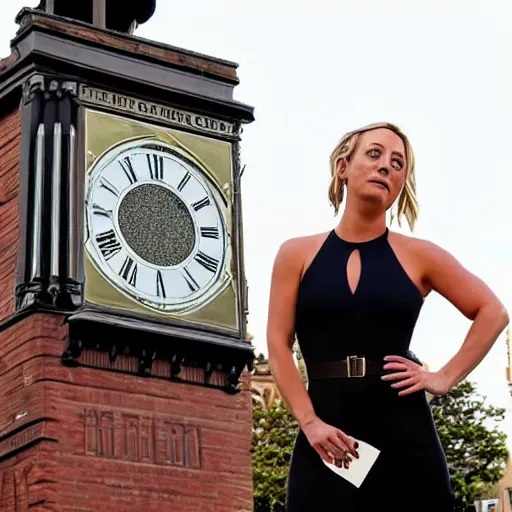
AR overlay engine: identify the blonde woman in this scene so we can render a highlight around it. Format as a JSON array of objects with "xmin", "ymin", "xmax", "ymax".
[{"xmin": 266, "ymin": 123, "xmax": 508, "ymax": 511}]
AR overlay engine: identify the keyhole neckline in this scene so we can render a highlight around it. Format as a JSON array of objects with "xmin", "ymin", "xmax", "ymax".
[{"xmin": 332, "ymin": 228, "xmax": 389, "ymax": 247}]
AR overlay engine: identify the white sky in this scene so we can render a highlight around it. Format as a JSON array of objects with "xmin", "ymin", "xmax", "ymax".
[{"xmin": 2, "ymin": 1, "xmax": 511, "ymax": 441}]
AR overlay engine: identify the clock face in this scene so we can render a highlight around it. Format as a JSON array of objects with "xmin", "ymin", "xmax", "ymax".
[{"xmin": 85, "ymin": 139, "xmax": 229, "ymax": 313}]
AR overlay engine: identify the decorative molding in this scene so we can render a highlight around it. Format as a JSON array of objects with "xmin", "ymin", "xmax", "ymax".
[
  {"xmin": 21, "ymin": 75, "xmax": 77, "ymax": 107},
  {"xmin": 81, "ymin": 408, "xmax": 202, "ymax": 469},
  {"xmin": 0, "ymin": 421, "xmax": 48, "ymax": 460},
  {"xmin": 79, "ymin": 84, "xmax": 240, "ymax": 140},
  {"xmin": 62, "ymin": 310, "xmax": 253, "ymax": 393},
  {"xmin": 231, "ymin": 132, "xmax": 250, "ymax": 342},
  {"xmin": 16, "ymin": 74, "xmax": 83, "ymax": 313},
  {"xmin": 76, "ymin": 348, "xmax": 228, "ymax": 388}
]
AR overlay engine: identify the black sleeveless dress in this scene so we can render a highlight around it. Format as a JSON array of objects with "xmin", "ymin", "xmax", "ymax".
[{"xmin": 287, "ymin": 229, "xmax": 454, "ymax": 511}]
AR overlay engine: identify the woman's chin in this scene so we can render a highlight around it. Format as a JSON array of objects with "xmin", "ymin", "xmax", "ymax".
[{"xmin": 358, "ymin": 192, "xmax": 390, "ymax": 209}]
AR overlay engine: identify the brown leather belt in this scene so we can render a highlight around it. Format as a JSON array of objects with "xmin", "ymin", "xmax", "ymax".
[{"xmin": 307, "ymin": 356, "xmax": 385, "ymax": 379}]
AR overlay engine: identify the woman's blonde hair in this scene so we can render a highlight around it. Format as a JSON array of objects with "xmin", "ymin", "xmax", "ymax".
[{"xmin": 328, "ymin": 122, "xmax": 419, "ymax": 231}]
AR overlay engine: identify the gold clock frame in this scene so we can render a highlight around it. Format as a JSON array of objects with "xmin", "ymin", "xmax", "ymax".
[{"xmin": 83, "ymin": 109, "xmax": 240, "ymax": 333}]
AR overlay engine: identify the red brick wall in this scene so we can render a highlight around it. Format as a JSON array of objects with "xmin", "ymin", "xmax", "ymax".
[
  {"xmin": 0, "ymin": 110, "xmax": 21, "ymax": 323},
  {"xmin": 0, "ymin": 314, "xmax": 254, "ymax": 511}
]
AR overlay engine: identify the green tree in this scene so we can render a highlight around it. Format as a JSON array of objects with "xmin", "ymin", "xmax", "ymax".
[
  {"xmin": 430, "ymin": 381, "xmax": 509, "ymax": 509},
  {"xmin": 252, "ymin": 397, "xmax": 298, "ymax": 512},
  {"xmin": 252, "ymin": 343, "xmax": 306, "ymax": 511}
]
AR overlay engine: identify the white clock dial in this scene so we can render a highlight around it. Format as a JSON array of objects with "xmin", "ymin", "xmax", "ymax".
[{"xmin": 85, "ymin": 139, "xmax": 229, "ymax": 313}]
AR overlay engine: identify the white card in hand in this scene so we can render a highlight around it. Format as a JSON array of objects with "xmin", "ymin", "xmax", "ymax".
[{"xmin": 321, "ymin": 439, "xmax": 380, "ymax": 488}]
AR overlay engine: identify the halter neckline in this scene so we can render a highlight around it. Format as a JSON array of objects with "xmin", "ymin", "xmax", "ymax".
[{"xmin": 331, "ymin": 228, "xmax": 389, "ymax": 247}]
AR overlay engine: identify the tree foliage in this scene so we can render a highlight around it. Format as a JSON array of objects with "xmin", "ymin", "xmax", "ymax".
[
  {"xmin": 252, "ymin": 397, "xmax": 298, "ymax": 512},
  {"xmin": 430, "ymin": 381, "xmax": 509, "ymax": 508}
]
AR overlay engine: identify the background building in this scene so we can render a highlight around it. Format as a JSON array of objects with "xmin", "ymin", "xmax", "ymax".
[{"xmin": 490, "ymin": 330, "xmax": 512, "ymax": 512}]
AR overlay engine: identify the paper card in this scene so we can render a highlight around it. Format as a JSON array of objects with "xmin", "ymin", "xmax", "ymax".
[{"xmin": 321, "ymin": 439, "xmax": 381, "ymax": 488}]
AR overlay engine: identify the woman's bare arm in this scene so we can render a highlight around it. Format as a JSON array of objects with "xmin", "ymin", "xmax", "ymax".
[
  {"xmin": 267, "ymin": 237, "xmax": 359, "ymax": 464},
  {"xmin": 422, "ymin": 241, "xmax": 509, "ymax": 389},
  {"xmin": 383, "ymin": 238, "xmax": 508, "ymax": 397},
  {"xmin": 266, "ymin": 238, "xmax": 316, "ymax": 428}
]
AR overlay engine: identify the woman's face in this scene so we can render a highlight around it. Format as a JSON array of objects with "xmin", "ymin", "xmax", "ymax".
[{"xmin": 338, "ymin": 128, "xmax": 407, "ymax": 210}]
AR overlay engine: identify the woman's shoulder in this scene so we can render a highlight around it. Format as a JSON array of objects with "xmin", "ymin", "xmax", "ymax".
[
  {"xmin": 388, "ymin": 230, "xmax": 447, "ymax": 260},
  {"xmin": 279, "ymin": 231, "xmax": 331, "ymax": 252},
  {"xmin": 275, "ymin": 231, "xmax": 331, "ymax": 269}
]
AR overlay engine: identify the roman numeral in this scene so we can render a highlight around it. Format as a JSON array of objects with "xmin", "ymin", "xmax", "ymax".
[
  {"xmin": 156, "ymin": 270, "xmax": 166, "ymax": 298},
  {"xmin": 200, "ymin": 227, "xmax": 219, "ymax": 239},
  {"xmin": 119, "ymin": 156, "xmax": 137, "ymax": 184},
  {"xmin": 120, "ymin": 256, "xmax": 137, "ymax": 286},
  {"xmin": 177, "ymin": 172, "xmax": 191, "ymax": 192},
  {"xmin": 96, "ymin": 230, "xmax": 122, "ymax": 260},
  {"xmin": 183, "ymin": 267, "xmax": 199, "ymax": 292},
  {"xmin": 192, "ymin": 197, "xmax": 210, "ymax": 212},
  {"xmin": 99, "ymin": 177, "xmax": 120, "ymax": 197},
  {"xmin": 194, "ymin": 251, "xmax": 218, "ymax": 273},
  {"xmin": 147, "ymin": 154, "xmax": 164, "ymax": 180},
  {"xmin": 92, "ymin": 203, "xmax": 112, "ymax": 218}
]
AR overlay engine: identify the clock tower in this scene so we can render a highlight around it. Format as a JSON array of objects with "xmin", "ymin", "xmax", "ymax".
[{"xmin": 0, "ymin": 1, "xmax": 255, "ymax": 510}]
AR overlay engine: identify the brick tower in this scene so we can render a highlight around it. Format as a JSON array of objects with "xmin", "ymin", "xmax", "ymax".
[{"xmin": 0, "ymin": 2, "xmax": 255, "ymax": 510}]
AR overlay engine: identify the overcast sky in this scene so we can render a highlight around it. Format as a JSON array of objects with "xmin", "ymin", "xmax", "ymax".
[{"xmin": 2, "ymin": 1, "xmax": 511, "ymax": 440}]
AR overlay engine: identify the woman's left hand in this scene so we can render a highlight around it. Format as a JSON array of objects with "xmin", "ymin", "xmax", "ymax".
[{"xmin": 381, "ymin": 355, "xmax": 451, "ymax": 397}]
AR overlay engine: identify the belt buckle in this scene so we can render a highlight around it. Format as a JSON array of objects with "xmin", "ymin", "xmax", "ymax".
[{"xmin": 346, "ymin": 356, "xmax": 366, "ymax": 378}]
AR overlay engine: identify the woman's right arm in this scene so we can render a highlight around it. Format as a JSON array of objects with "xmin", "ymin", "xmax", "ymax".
[
  {"xmin": 266, "ymin": 238, "xmax": 358, "ymax": 465},
  {"xmin": 267, "ymin": 238, "xmax": 316, "ymax": 428}
]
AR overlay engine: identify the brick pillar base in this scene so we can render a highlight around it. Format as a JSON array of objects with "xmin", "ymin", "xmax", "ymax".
[{"xmin": 0, "ymin": 313, "xmax": 253, "ymax": 511}]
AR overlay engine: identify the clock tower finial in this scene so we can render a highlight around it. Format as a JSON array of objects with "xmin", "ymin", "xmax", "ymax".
[{"xmin": 35, "ymin": 0, "xmax": 156, "ymax": 33}]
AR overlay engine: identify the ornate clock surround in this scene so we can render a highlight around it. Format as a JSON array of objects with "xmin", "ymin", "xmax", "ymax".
[
  {"xmin": 0, "ymin": 8, "xmax": 255, "ymax": 393},
  {"xmin": 84, "ymin": 134, "xmax": 230, "ymax": 315}
]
